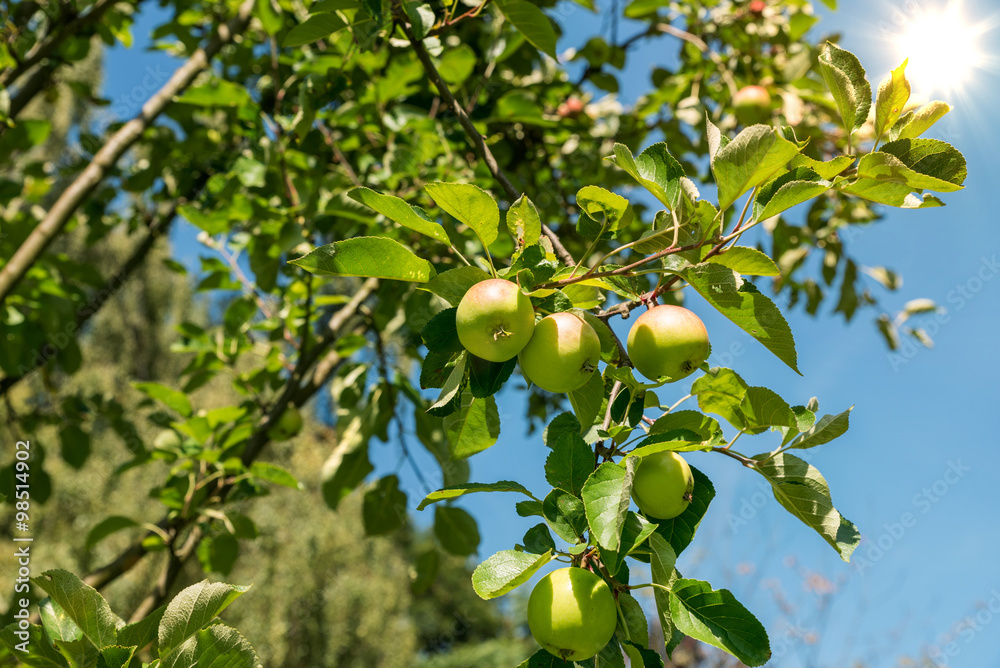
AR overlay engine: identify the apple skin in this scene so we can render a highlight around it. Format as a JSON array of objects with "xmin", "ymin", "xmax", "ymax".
[
  {"xmin": 632, "ymin": 451, "xmax": 695, "ymax": 520},
  {"xmin": 627, "ymin": 305, "xmax": 709, "ymax": 382},
  {"xmin": 733, "ymin": 85, "xmax": 772, "ymax": 125},
  {"xmin": 527, "ymin": 567, "xmax": 617, "ymax": 661},
  {"xmin": 456, "ymin": 279, "xmax": 536, "ymax": 363},
  {"xmin": 519, "ymin": 312, "xmax": 600, "ymax": 393},
  {"xmin": 268, "ymin": 406, "xmax": 303, "ymax": 441}
]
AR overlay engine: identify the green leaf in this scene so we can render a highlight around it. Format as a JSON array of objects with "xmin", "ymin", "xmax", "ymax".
[
  {"xmin": 617, "ymin": 590, "xmax": 650, "ymax": 647},
  {"xmin": 607, "ymin": 142, "xmax": 685, "ymax": 209},
  {"xmin": 32, "ymin": 570, "xmax": 118, "ymax": 649},
  {"xmin": 411, "ymin": 549, "xmax": 440, "ymax": 594},
  {"xmin": 707, "ymin": 247, "xmax": 779, "ymax": 277},
  {"xmin": 507, "ymin": 195, "xmax": 541, "ymax": 249},
  {"xmin": 740, "ymin": 386, "xmax": 796, "ymax": 431},
  {"xmin": 669, "ymin": 578, "xmax": 771, "ymax": 666},
  {"xmin": 494, "ymin": 0, "xmax": 557, "ymax": 58},
  {"xmin": 544, "ymin": 412, "xmax": 583, "ymax": 448},
  {"xmin": 874, "ymin": 59, "xmax": 910, "ymax": 143},
  {"xmin": 603, "ymin": 511, "xmax": 656, "ymax": 577},
  {"xmin": 421, "ymin": 266, "xmax": 491, "ymax": 306},
  {"xmin": 282, "ymin": 12, "xmax": 348, "ymax": 47},
  {"xmin": 630, "ymin": 434, "xmax": 709, "ymax": 458},
  {"xmin": 582, "ymin": 459, "xmax": 636, "ymax": 553},
  {"xmin": 39, "ymin": 599, "xmax": 82, "ymax": 643},
  {"xmin": 402, "ymin": 1, "xmax": 434, "ymax": 40},
  {"xmin": 362, "ymin": 475, "xmax": 407, "ymax": 535},
  {"xmin": 681, "ymin": 264, "xmax": 800, "ymax": 373},
  {"xmin": 888, "ymin": 101, "xmax": 952, "ymax": 142},
  {"xmin": 116, "ymin": 605, "xmax": 165, "ymax": 653},
  {"xmin": 576, "ymin": 185, "xmax": 633, "ymax": 238},
  {"xmin": 818, "ymin": 42, "xmax": 872, "ymax": 135},
  {"xmin": 647, "ymin": 533, "xmax": 681, "ymax": 656},
  {"xmin": 753, "ymin": 452, "xmax": 860, "ymax": 560},
  {"xmin": 542, "ymin": 489, "xmax": 589, "ymax": 544},
  {"xmin": 360, "ymin": 0, "xmax": 384, "ymax": 23},
  {"xmin": 58, "ymin": 425, "xmax": 90, "ymax": 469},
  {"xmin": 416, "ymin": 481, "xmax": 535, "ymax": 510},
  {"xmin": 569, "ymin": 371, "xmax": 605, "ymax": 430},
  {"xmin": 545, "ymin": 432, "xmax": 594, "ymax": 497},
  {"xmin": 421, "ymin": 307, "xmax": 463, "ymax": 354},
  {"xmin": 654, "ymin": 466, "xmax": 715, "ymax": 555},
  {"xmin": 250, "ymin": 462, "xmax": 303, "ymax": 489},
  {"xmin": 692, "ymin": 368, "xmax": 750, "ymax": 430},
  {"xmin": 445, "ymin": 393, "xmax": 501, "ymax": 459},
  {"xmin": 648, "ymin": 411, "xmax": 721, "ymax": 441},
  {"xmin": 711, "ymin": 125, "xmax": 802, "ymax": 212},
  {"xmin": 97, "ymin": 645, "xmax": 136, "ymax": 668},
  {"xmin": 85, "ymin": 516, "xmax": 139, "ymax": 550},
  {"xmin": 522, "ymin": 523, "xmax": 557, "ymax": 554},
  {"xmin": 472, "ymin": 549, "xmax": 553, "ymax": 600},
  {"xmin": 751, "ymin": 167, "xmax": 830, "ymax": 222},
  {"xmin": 788, "ymin": 154, "xmax": 854, "ymax": 180},
  {"xmin": 321, "ymin": 441, "xmax": 373, "ymax": 510},
  {"xmin": 196, "ymin": 534, "xmax": 239, "ymax": 575},
  {"xmin": 231, "ymin": 156, "xmax": 265, "ymax": 188},
  {"xmin": 517, "ymin": 649, "xmax": 574, "ymax": 667},
  {"xmin": 157, "ymin": 580, "xmax": 251, "ymax": 657},
  {"xmin": 349, "ymin": 187, "xmax": 451, "ymax": 245},
  {"xmin": 789, "ymin": 407, "xmax": 852, "ymax": 449},
  {"xmin": 158, "ymin": 624, "xmax": 259, "ymax": 668},
  {"xmin": 434, "ymin": 505, "xmax": 480, "ymax": 555},
  {"xmin": 134, "ymin": 382, "xmax": 192, "ymax": 417},
  {"xmin": 425, "ymin": 182, "xmax": 500, "ymax": 250},
  {"xmin": 0, "ymin": 623, "xmax": 69, "ymax": 667},
  {"xmin": 290, "ymin": 236, "xmax": 435, "ymax": 282},
  {"xmin": 427, "ymin": 353, "xmax": 468, "ymax": 417},
  {"xmin": 468, "ymin": 355, "xmax": 517, "ymax": 398},
  {"xmin": 879, "ymin": 138, "xmax": 967, "ymax": 187}
]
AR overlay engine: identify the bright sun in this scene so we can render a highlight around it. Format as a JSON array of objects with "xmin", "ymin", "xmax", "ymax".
[{"xmin": 894, "ymin": 2, "xmax": 988, "ymax": 94}]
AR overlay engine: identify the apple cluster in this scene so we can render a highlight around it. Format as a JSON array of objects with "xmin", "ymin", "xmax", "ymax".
[{"xmin": 454, "ymin": 278, "xmax": 710, "ymax": 660}]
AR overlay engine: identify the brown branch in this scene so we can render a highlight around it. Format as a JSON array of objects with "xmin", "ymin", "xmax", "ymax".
[
  {"xmin": 0, "ymin": 176, "xmax": 210, "ymax": 398},
  {"xmin": 128, "ymin": 525, "xmax": 203, "ymax": 622},
  {"xmin": 0, "ymin": 0, "xmax": 256, "ymax": 307},
  {"xmin": 401, "ymin": 22, "xmax": 576, "ymax": 267}
]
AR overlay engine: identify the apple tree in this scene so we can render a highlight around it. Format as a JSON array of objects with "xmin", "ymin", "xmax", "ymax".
[{"xmin": 0, "ymin": 0, "xmax": 967, "ymax": 665}]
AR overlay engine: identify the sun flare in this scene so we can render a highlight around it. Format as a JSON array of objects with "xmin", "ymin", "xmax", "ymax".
[{"xmin": 893, "ymin": 2, "xmax": 988, "ymax": 95}]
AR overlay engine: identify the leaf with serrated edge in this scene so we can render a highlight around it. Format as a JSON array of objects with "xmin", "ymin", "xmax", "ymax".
[
  {"xmin": 711, "ymin": 125, "xmax": 802, "ymax": 212},
  {"xmin": 607, "ymin": 142, "xmax": 685, "ymax": 209},
  {"xmin": 790, "ymin": 406, "xmax": 852, "ymax": 449},
  {"xmin": 290, "ymin": 236, "xmax": 435, "ymax": 282},
  {"xmin": 416, "ymin": 481, "xmax": 535, "ymax": 510},
  {"xmin": 707, "ymin": 247, "xmax": 779, "ymax": 277},
  {"xmin": 159, "ymin": 624, "xmax": 258, "ymax": 668},
  {"xmin": 31, "ymin": 570, "xmax": 118, "ymax": 650},
  {"xmin": 421, "ymin": 266, "xmax": 492, "ymax": 306},
  {"xmin": 888, "ymin": 101, "xmax": 952, "ymax": 142},
  {"xmin": 157, "ymin": 581, "xmax": 251, "ymax": 657},
  {"xmin": 425, "ymin": 182, "xmax": 500, "ymax": 249},
  {"xmin": 682, "ymin": 264, "xmax": 800, "ymax": 373},
  {"xmin": 874, "ymin": 59, "xmax": 910, "ymax": 143},
  {"xmin": 494, "ymin": 0, "xmax": 557, "ymax": 58},
  {"xmin": 445, "ymin": 393, "xmax": 500, "ymax": 459},
  {"xmin": 472, "ymin": 549, "xmax": 553, "ymax": 599},
  {"xmin": 348, "ymin": 187, "xmax": 450, "ymax": 244},
  {"xmin": 753, "ymin": 452, "xmax": 860, "ymax": 560},
  {"xmin": 669, "ymin": 578, "xmax": 771, "ymax": 666},
  {"xmin": 818, "ymin": 42, "xmax": 872, "ymax": 135},
  {"xmin": 752, "ymin": 167, "xmax": 830, "ymax": 222},
  {"xmin": 582, "ymin": 460, "xmax": 636, "ymax": 553},
  {"xmin": 545, "ymin": 433, "xmax": 594, "ymax": 497}
]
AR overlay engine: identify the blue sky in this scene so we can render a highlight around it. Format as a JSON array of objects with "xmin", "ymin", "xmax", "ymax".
[{"xmin": 99, "ymin": 1, "xmax": 1000, "ymax": 664}]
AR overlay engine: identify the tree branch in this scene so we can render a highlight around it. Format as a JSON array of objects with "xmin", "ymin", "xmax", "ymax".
[
  {"xmin": 0, "ymin": 175, "xmax": 210, "ymax": 398},
  {"xmin": 401, "ymin": 22, "xmax": 576, "ymax": 267},
  {"xmin": 0, "ymin": 0, "xmax": 255, "ymax": 306}
]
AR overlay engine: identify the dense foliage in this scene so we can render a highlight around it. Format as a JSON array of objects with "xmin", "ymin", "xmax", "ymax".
[{"xmin": 0, "ymin": 0, "xmax": 966, "ymax": 665}]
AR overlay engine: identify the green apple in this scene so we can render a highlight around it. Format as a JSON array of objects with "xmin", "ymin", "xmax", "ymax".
[
  {"xmin": 455, "ymin": 278, "xmax": 535, "ymax": 362},
  {"xmin": 268, "ymin": 406, "xmax": 303, "ymax": 441},
  {"xmin": 627, "ymin": 305, "xmax": 709, "ymax": 382},
  {"xmin": 519, "ymin": 312, "xmax": 600, "ymax": 393},
  {"xmin": 733, "ymin": 85, "xmax": 772, "ymax": 125},
  {"xmin": 527, "ymin": 567, "xmax": 617, "ymax": 661},
  {"xmin": 632, "ymin": 450, "xmax": 694, "ymax": 519},
  {"xmin": 153, "ymin": 429, "xmax": 182, "ymax": 450}
]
